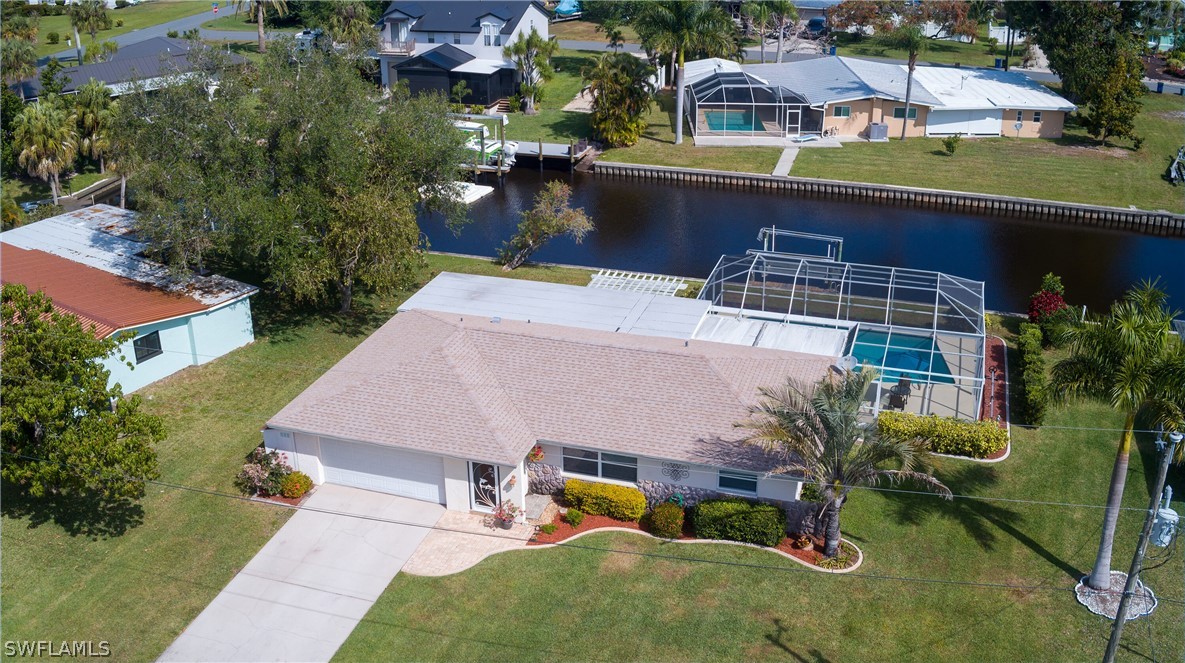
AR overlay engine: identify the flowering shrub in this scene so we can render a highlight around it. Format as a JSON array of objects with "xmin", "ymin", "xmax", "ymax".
[
  {"xmin": 281, "ymin": 471, "xmax": 313, "ymax": 499},
  {"xmin": 648, "ymin": 502, "xmax": 685, "ymax": 539},
  {"xmin": 236, "ymin": 448, "xmax": 292, "ymax": 496},
  {"xmin": 1028, "ymin": 290, "xmax": 1068, "ymax": 323},
  {"xmin": 493, "ymin": 501, "xmax": 521, "ymax": 524},
  {"xmin": 527, "ymin": 445, "xmax": 545, "ymax": 462}
]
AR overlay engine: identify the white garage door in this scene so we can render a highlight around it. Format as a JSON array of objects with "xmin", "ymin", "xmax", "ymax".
[
  {"xmin": 320, "ymin": 440, "xmax": 445, "ymax": 504},
  {"xmin": 926, "ymin": 109, "xmax": 1002, "ymax": 136}
]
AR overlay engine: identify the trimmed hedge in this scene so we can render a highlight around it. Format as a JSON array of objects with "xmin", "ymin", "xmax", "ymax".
[
  {"xmin": 1017, "ymin": 323, "xmax": 1048, "ymax": 426},
  {"xmin": 280, "ymin": 471, "xmax": 313, "ymax": 499},
  {"xmin": 691, "ymin": 498, "xmax": 787, "ymax": 547},
  {"xmin": 564, "ymin": 478, "xmax": 647, "ymax": 522},
  {"xmin": 878, "ymin": 411, "xmax": 1008, "ymax": 458},
  {"xmin": 565, "ymin": 509, "xmax": 584, "ymax": 527},
  {"xmin": 649, "ymin": 502, "xmax": 685, "ymax": 539}
]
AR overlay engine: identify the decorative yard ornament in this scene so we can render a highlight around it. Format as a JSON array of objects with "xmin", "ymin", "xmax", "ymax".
[{"xmin": 661, "ymin": 462, "xmax": 690, "ymax": 482}]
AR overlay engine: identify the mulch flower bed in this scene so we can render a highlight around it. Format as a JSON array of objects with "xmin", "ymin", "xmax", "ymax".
[
  {"xmin": 529, "ymin": 512, "xmax": 859, "ymax": 571},
  {"xmin": 253, "ymin": 486, "xmax": 316, "ymax": 507}
]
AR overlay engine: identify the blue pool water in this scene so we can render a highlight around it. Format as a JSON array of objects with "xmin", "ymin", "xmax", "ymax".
[
  {"xmin": 704, "ymin": 110, "xmax": 761, "ymax": 132},
  {"xmin": 849, "ymin": 329, "xmax": 955, "ymax": 384}
]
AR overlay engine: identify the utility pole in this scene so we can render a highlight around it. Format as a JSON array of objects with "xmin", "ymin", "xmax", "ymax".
[{"xmin": 1102, "ymin": 430, "xmax": 1182, "ymax": 663}]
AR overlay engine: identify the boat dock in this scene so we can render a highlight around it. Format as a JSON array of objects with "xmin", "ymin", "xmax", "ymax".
[{"xmin": 517, "ymin": 139, "xmax": 594, "ymax": 171}]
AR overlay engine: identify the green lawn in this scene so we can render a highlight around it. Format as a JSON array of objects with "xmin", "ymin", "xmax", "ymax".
[
  {"xmin": 200, "ymin": 12, "xmax": 301, "ymax": 33},
  {"xmin": 0, "ymin": 254, "xmax": 594, "ymax": 663},
  {"xmin": 337, "ymin": 396, "xmax": 1185, "ymax": 662},
  {"xmin": 501, "ymin": 50, "xmax": 597, "ymax": 144},
  {"xmin": 549, "ymin": 19, "xmax": 639, "ymax": 44},
  {"xmin": 3, "ymin": 161, "xmax": 111, "ymax": 203},
  {"xmin": 201, "ymin": 38, "xmax": 267, "ymax": 64},
  {"xmin": 792, "ymin": 92, "xmax": 1185, "ymax": 213},
  {"xmin": 835, "ymin": 26, "xmax": 1023, "ymax": 69},
  {"xmin": 27, "ymin": 1, "xmax": 211, "ymax": 59},
  {"xmin": 600, "ymin": 91, "xmax": 785, "ymax": 173}
]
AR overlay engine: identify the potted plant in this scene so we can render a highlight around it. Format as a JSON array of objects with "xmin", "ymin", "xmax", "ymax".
[
  {"xmin": 492, "ymin": 501, "xmax": 521, "ymax": 529},
  {"xmin": 527, "ymin": 444, "xmax": 545, "ymax": 462},
  {"xmin": 792, "ymin": 535, "xmax": 814, "ymax": 551}
]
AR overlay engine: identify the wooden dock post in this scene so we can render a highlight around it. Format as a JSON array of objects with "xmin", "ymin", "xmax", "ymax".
[
  {"xmin": 569, "ymin": 138, "xmax": 575, "ymax": 172},
  {"xmin": 539, "ymin": 139, "xmax": 544, "ymax": 171}
]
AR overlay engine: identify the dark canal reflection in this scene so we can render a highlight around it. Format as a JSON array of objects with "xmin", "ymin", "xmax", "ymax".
[{"xmin": 420, "ymin": 170, "xmax": 1185, "ymax": 313}]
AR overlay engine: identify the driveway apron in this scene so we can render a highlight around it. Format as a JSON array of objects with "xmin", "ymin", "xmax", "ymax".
[{"xmin": 158, "ymin": 485, "xmax": 444, "ymax": 663}]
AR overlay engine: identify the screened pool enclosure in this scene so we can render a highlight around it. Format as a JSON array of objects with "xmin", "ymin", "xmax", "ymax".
[
  {"xmin": 697, "ymin": 253, "xmax": 986, "ymax": 421},
  {"xmin": 686, "ymin": 70, "xmax": 824, "ymax": 138}
]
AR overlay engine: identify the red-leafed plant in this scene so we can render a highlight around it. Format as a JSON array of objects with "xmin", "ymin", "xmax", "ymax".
[{"xmin": 1028, "ymin": 290, "xmax": 1068, "ymax": 323}]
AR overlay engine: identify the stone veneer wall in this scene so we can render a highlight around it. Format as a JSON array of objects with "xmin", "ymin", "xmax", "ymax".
[
  {"xmin": 637, "ymin": 479, "xmax": 720, "ymax": 510},
  {"xmin": 527, "ymin": 462, "xmax": 565, "ymax": 495}
]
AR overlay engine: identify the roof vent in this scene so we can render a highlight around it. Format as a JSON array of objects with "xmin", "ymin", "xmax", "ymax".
[{"xmin": 491, "ymin": 316, "xmax": 501, "ymax": 323}]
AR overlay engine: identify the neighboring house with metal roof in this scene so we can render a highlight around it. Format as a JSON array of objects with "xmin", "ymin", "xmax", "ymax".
[
  {"xmin": 375, "ymin": 1, "xmax": 550, "ymax": 106},
  {"xmin": 682, "ymin": 55, "xmax": 1074, "ymax": 144},
  {"xmin": 9, "ymin": 38, "xmax": 243, "ymax": 102},
  {"xmin": 0, "ymin": 205, "xmax": 257, "ymax": 393},
  {"xmin": 263, "ymin": 273, "xmax": 834, "ymax": 517}
]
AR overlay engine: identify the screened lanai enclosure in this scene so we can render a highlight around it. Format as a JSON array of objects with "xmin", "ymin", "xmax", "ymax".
[
  {"xmin": 686, "ymin": 70, "xmax": 824, "ymax": 138},
  {"xmin": 696, "ymin": 252, "xmax": 986, "ymax": 421}
]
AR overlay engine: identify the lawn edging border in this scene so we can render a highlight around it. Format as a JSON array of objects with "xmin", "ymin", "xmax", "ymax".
[
  {"xmin": 529, "ymin": 526, "xmax": 864, "ymax": 574},
  {"xmin": 594, "ymin": 161, "xmax": 1185, "ymax": 237}
]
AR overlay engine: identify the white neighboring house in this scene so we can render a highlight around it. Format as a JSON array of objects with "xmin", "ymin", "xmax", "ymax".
[
  {"xmin": 0, "ymin": 206, "xmax": 257, "ymax": 394},
  {"xmin": 263, "ymin": 273, "xmax": 829, "ymax": 520},
  {"xmin": 376, "ymin": 1, "xmax": 550, "ymax": 107}
]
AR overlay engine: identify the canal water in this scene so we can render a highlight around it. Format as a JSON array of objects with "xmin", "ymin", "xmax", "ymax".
[{"xmin": 420, "ymin": 170, "xmax": 1185, "ymax": 313}]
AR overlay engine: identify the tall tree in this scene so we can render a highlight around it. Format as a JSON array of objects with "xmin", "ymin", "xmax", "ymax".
[
  {"xmin": 503, "ymin": 26, "xmax": 559, "ymax": 115},
  {"xmin": 584, "ymin": 52, "xmax": 657, "ymax": 147},
  {"xmin": 13, "ymin": 100, "xmax": 78, "ymax": 204},
  {"xmin": 1, "ymin": 284, "xmax": 164, "ymax": 501},
  {"xmin": 1, "ymin": 87, "xmax": 25, "ymax": 175},
  {"xmin": 633, "ymin": 0, "xmax": 736, "ymax": 145},
  {"xmin": 39, "ymin": 58, "xmax": 70, "ymax": 97},
  {"xmin": 325, "ymin": 1, "xmax": 376, "ymax": 53},
  {"xmin": 743, "ymin": 1, "xmax": 774, "ymax": 64},
  {"xmin": 114, "ymin": 44, "xmax": 467, "ymax": 312},
  {"xmin": 826, "ymin": 0, "xmax": 901, "ymax": 40},
  {"xmin": 740, "ymin": 369, "xmax": 951, "ymax": 557},
  {"xmin": 875, "ymin": 24, "xmax": 929, "ymax": 140},
  {"xmin": 767, "ymin": 0, "xmax": 798, "ymax": 63},
  {"xmin": 596, "ymin": 17, "xmax": 627, "ymax": 52},
  {"xmin": 1051, "ymin": 283, "xmax": 1185, "ymax": 590},
  {"xmin": 75, "ymin": 79, "xmax": 114, "ymax": 172},
  {"xmin": 1, "ymin": 38, "xmax": 38, "ymax": 101},
  {"xmin": 68, "ymin": 0, "xmax": 108, "ymax": 63},
  {"xmin": 498, "ymin": 181, "xmax": 593, "ymax": 271},
  {"xmin": 232, "ymin": 0, "xmax": 288, "ymax": 53},
  {"xmin": 1078, "ymin": 43, "xmax": 1146, "ymax": 146}
]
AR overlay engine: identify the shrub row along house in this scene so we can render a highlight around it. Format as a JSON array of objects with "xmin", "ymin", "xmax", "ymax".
[
  {"xmin": 264, "ymin": 252, "xmax": 987, "ymax": 522},
  {"xmin": 375, "ymin": 0, "xmax": 550, "ymax": 107},
  {"xmin": 0, "ymin": 205, "xmax": 257, "ymax": 393},
  {"xmin": 683, "ymin": 55, "xmax": 1075, "ymax": 144}
]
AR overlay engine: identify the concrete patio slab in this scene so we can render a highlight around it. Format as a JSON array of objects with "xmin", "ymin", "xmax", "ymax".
[
  {"xmin": 401, "ymin": 511, "xmax": 532, "ymax": 577},
  {"xmin": 158, "ymin": 485, "xmax": 444, "ymax": 663}
]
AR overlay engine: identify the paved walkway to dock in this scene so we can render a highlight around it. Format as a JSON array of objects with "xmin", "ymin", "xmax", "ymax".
[{"xmin": 772, "ymin": 148, "xmax": 799, "ymax": 177}]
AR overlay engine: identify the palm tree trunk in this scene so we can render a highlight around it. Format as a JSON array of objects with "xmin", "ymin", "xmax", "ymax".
[
  {"xmin": 119, "ymin": 175, "xmax": 126, "ymax": 208},
  {"xmin": 1087, "ymin": 415, "xmax": 1136, "ymax": 589},
  {"xmin": 776, "ymin": 18, "xmax": 785, "ymax": 64},
  {"xmin": 73, "ymin": 25, "xmax": 83, "ymax": 63},
  {"xmin": 257, "ymin": 4, "xmax": 267, "ymax": 54},
  {"xmin": 900, "ymin": 56, "xmax": 916, "ymax": 141},
  {"xmin": 823, "ymin": 497, "xmax": 842, "ymax": 557},
  {"xmin": 50, "ymin": 173, "xmax": 60, "ymax": 204},
  {"xmin": 674, "ymin": 51, "xmax": 686, "ymax": 145},
  {"xmin": 759, "ymin": 28, "xmax": 766, "ymax": 63}
]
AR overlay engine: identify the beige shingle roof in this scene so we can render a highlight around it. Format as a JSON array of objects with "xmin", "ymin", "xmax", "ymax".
[{"xmin": 268, "ymin": 310, "xmax": 837, "ymax": 466}]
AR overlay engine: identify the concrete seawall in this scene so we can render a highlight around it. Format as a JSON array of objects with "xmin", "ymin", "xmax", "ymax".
[{"xmin": 594, "ymin": 161, "xmax": 1185, "ymax": 238}]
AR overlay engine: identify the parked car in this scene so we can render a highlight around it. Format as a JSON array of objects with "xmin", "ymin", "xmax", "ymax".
[{"xmin": 805, "ymin": 17, "xmax": 829, "ymax": 39}]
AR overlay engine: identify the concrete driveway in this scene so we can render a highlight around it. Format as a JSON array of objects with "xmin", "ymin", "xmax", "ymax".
[{"xmin": 158, "ymin": 485, "xmax": 444, "ymax": 663}]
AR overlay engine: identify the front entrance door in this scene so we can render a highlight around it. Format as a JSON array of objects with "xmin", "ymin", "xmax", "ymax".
[{"xmin": 470, "ymin": 462, "xmax": 500, "ymax": 512}]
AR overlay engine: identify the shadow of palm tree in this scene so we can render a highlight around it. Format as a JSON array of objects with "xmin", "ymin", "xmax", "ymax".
[
  {"xmin": 766, "ymin": 618, "xmax": 834, "ymax": 662},
  {"xmin": 2, "ymin": 481, "xmax": 145, "ymax": 539},
  {"xmin": 883, "ymin": 464, "xmax": 1083, "ymax": 580}
]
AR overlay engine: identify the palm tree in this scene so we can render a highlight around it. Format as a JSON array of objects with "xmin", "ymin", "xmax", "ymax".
[
  {"xmin": 875, "ymin": 24, "xmax": 929, "ymax": 140},
  {"xmin": 1, "ymin": 15, "xmax": 40, "ymax": 42},
  {"xmin": 75, "ymin": 79, "xmax": 114, "ymax": 173},
  {"xmin": 232, "ymin": 0, "xmax": 288, "ymax": 53},
  {"xmin": 1051, "ymin": 282, "xmax": 1185, "ymax": 590},
  {"xmin": 503, "ymin": 27, "xmax": 558, "ymax": 115},
  {"xmin": 583, "ymin": 52, "xmax": 657, "ymax": 147},
  {"xmin": 634, "ymin": 0, "xmax": 736, "ymax": 145},
  {"xmin": 743, "ymin": 2, "xmax": 774, "ymax": 63},
  {"xmin": 68, "ymin": 0, "xmax": 108, "ymax": 63},
  {"xmin": 326, "ymin": 1, "xmax": 376, "ymax": 52},
  {"xmin": 767, "ymin": 0, "xmax": 798, "ymax": 64},
  {"xmin": 740, "ymin": 369, "xmax": 952, "ymax": 557},
  {"xmin": 13, "ymin": 101, "xmax": 78, "ymax": 204},
  {"xmin": 1, "ymin": 38, "xmax": 38, "ymax": 101}
]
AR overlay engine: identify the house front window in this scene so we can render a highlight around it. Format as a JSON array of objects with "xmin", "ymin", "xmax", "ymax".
[
  {"xmin": 453, "ymin": 32, "xmax": 462, "ymax": 44},
  {"xmin": 892, "ymin": 106, "xmax": 918, "ymax": 120},
  {"xmin": 482, "ymin": 23, "xmax": 500, "ymax": 46},
  {"xmin": 718, "ymin": 469, "xmax": 759, "ymax": 495},
  {"xmin": 832, "ymin": 105, "xmax": 851, "ymax": 118},
  {"xmin": 134, "ymin": 330, "xmax": 163, "ymax": 364},
  {"xmin": 427, "ymin": 33, "xmax": 435, "ymax": 43},
  {"xmin": 1033, "ymin": 111, "xmax": 1042, "ymax": 123},
  {"xmin": 1016, "ymin": 110, "xmax": 1023, "ymax": 122},
  {"xmin": 562, "ymin": 447, "xmax": 638, "ymax": 482}
]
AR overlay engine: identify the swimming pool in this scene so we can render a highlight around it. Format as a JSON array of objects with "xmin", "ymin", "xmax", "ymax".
[
  {"xmin": 704, "ymin": 110, "xmax": 762, "ymax": 132},
  {"xmin": 849, "ymin": 329, "xmax": 955, "ymax": 384}
]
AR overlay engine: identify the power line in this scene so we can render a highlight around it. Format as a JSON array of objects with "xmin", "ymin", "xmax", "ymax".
[{"xmin": 6, "ymin": 449, "xmax": 1185, "ymax": 607}]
